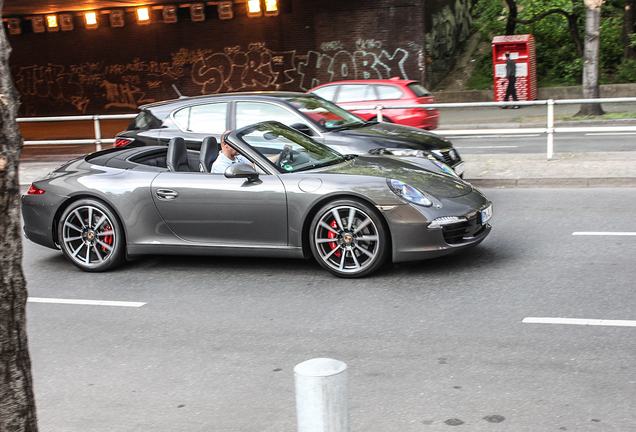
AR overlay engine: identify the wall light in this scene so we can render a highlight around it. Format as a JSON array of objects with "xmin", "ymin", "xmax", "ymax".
[
  {"xmin": 247, "ymin": 0, "xmax": 262, "ymax": 17},
  {"xmin": 7, "ymin": 18, "xmax": 22, "ymax": 35},
  {"xmin": 32, "ymin": 16, "xmax": 46, "ymax": 33},
  {"xmin": 264, "ymin": 0, "xmax": 278, "ymax": 16},
  {"xmin": 163, "ymin": 5, "xmax": 178, "ymax": 23},
  {"xmin": 60, "ymin": 14, "xmax": 74, "ymax": 31},
  {"xmin": 136, "ymin": 7, "xmax": 150, "ymax": 24},
  {"xmin": 190, "ymin": 3, "xmax": 205, "ymax": 21},
  {"xmin": 110, "ymin": 10, "xmax": 125, "ymax": 27},
  {"xmin": 85, "ymin": 12, "xmax": 98, "ymax": 29},
  {"xmin": 46, "ymin": 14, "xmax": 59, "ymax": 31},
  {"xmin": 218, "ymin": 2, "xmax": 233, "ymax": 20}
]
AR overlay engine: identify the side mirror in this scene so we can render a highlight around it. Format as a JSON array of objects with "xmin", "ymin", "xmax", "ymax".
[
  {"xmin": 290, "ymin": 123, "xmax": 313, "ymax": 136},
  {"xmin": 224, "ymin": 163, "xmax": 259, "ymax": 182}
]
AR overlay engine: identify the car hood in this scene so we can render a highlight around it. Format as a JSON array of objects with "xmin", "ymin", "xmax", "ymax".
[
  {"xmin": 316, "ymin": 156, "xmax": 472, "ymax": 199},
  {"xmin": 335, "ymin": 122, "xmax": 453, "ymax": 151}
]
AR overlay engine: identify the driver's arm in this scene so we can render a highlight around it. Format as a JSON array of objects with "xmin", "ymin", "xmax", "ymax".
[{"xmin": 267, "ymin": 144, "xmax": 293, "ymax": 163}]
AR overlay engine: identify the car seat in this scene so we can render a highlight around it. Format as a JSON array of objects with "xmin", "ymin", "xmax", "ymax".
[
  {"xmin": 199, "ymin": 136, "xmax": 219, "ymax": 172},
  {"xmin": 166, "ymin": 137, "xmax": 192, "ymax": 172}
]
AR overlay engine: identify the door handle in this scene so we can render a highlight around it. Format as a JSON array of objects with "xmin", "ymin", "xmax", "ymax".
[{"xmin": 156, "ymin": 189, "xmax": 179, "ymax": 200}]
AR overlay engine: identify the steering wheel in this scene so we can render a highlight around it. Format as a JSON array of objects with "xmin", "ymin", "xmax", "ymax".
[
  {"xmin": 276, "ymin": 147, "xmax": 299, "ymax": 169},
  {"xmin": 317, "ymin": 118, "xmax": 327, "ymax": 126}
]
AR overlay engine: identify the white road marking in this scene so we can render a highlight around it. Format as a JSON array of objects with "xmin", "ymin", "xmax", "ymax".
[
  {"xmin": 455, "ymin": 146, "xmax": 519, "ymax": 149},
  {"xmin": 572, "ymin": 232, "xmax": 636, "ymax": 236},
  {"xmin": 28, "ymin": 297, "xmax": 146, "ymax": 308},
  {"xmin": 523, "ymin": 317, "xmax": 636, "ymax": 327},
  {"xmin": 585, "ymin": 132, "xmax": 636, "ymax": 136},
  {"xmin": 452, "ymin": 134, "xmax": 539, "ymax": 138}
]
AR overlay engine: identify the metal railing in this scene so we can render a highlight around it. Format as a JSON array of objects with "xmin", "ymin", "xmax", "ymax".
[
  {"xmin": 17, "ymin": 97, "xmax": 636, "ymax": 159},
  {"xmin": 17, "ymin": 113, "xmax": 137, "ymax": 151},
  {"xmin": 352, "ymin": 97, "xmax": 636, "ymax": 159}
]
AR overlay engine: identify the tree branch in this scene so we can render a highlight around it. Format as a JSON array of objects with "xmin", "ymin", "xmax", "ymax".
[{"xmin": 514, "ymin": 8, "xmax": 584, "ymax": 58}]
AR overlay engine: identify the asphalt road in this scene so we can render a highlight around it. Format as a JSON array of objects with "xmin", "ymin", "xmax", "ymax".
[{"xmin": 23, "ymin": 188, "xmax": 636, "ymax": 432}]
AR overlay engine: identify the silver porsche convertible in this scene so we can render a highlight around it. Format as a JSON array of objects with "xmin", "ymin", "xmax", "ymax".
[{"xmin": 22, "ymin": 121, "xmax": 492, "ymax": 278}]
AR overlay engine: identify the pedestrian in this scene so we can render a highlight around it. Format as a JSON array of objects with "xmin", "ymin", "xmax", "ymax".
[{"xmin": 503, "ymin": 52, "xmax": 519, "ymax": 109}]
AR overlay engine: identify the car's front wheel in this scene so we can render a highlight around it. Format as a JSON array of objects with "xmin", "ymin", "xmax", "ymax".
[
  {"xmin": 58, "ymin": 199, "xmax": 125, "ymax": 272},
  {"xmin": 309, "ymin": 199, "xmax": 389, "ymax": 278}
]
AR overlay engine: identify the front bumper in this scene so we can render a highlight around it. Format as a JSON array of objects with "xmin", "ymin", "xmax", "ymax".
[{"xmin": 382, "ymin": 202, "xmax": 492, "ymax": 263}]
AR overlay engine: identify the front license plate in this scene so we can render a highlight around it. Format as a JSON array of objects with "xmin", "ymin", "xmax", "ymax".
[
  {"xmin": 480, "ymin": 204, "xmax": 493, "ymax": 224},
  {"xmin": 453, "ymin": 161, "xmax": 465, "ymax": 176}
]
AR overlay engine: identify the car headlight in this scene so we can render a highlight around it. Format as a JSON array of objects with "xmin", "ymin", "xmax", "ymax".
[{"xmin": 388, "ymin": 179, "xmax": 432, "ymax": 207}]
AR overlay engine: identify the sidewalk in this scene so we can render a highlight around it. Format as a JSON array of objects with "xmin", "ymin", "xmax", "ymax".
[{"xmin": 17, "ymin": 105, "xmax": 636, "ymax": 188}]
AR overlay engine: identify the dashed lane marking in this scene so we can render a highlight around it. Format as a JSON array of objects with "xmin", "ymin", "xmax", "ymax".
[
  {"xmin": 523, "ymin": 317, "xmax": 636, "ymax": 327},
  {"xmin": 573, "ymin": 232, "xmax": 636, "ymax": 236},
  {"xmin": 455, "ymin": 146, "xmax": 519, "ymax": 149},
  {"xmin": 28, "ymin": 297, "xmax": 146, "ymax": 308},
  {"xmin": 585, "ymin": 132, "xmax": 636, "ymax": 136}
]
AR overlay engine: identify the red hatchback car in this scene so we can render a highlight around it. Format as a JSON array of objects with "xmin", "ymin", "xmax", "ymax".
[{"xmin": 308, "ymin": 78, "xmax": 439, "ymax": 130}]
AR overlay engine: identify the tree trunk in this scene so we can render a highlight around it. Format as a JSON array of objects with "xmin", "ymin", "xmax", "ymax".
[
  {"xmin": 625, "ymin": 0, "xmax": 636, "ymax": 60},
  {"xmin": 0, "ymin": 0, "xmax": 39, "ymax": 430},
  {"xmin": 505, "ymin": 0, "xmax": 518, "ymax": 35},
  {"xmin": 577, "ymin": 0, "xmax": 605, "ymax": 116}
]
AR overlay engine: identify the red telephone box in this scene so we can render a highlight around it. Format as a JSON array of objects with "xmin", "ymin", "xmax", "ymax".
[{"xmin": 492, "ymin": 34, "xmax": 537, "ymax": 101}]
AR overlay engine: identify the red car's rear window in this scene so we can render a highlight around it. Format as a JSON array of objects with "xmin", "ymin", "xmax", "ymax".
[{"xmin": 406, "ymin": 83, "xmax": 432, "ymax": 97}]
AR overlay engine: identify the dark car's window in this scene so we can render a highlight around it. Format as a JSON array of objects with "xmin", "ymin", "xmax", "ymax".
[
  {"xmin": 406, "ymin": 83, "xmax": 432, "ymax": 97},
  {"xmin": 283, "ymin": 96, "xmax": 367, "ymax": 130},
  {"xmin": 127, "ymin": 110, "xmax": 161, "ymax": 131},
  {"xmin": 238, "ymin": 122, "xmax": 343, "ymax": 173},
  {"xmin": 335, "ymin": 85, "xmax": 376, "ymax": 103},
  {"xmin": 236, "ymin": 102, "xmax": 307, "ymax": 129},
  {"xmin": 376, "ymin": 85, "xmax": 404, "ymax": 100},
  {"xmin": 311, "ymin": 85, "xmax": 338, "ymax": 101},
  {"xmin": 173, "ymin": 103, "xmax": 228, "ymax": 133}
]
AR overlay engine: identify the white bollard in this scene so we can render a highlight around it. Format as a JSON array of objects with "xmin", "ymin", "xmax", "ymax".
[{"xmin": 294, "ymin": 358, "xmax": 349, "ymax": 432}]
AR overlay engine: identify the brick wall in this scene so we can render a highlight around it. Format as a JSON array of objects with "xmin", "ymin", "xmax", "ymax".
[{"xmin": 6, "ymin": 0, "xmax": 469, "ymax": 117}]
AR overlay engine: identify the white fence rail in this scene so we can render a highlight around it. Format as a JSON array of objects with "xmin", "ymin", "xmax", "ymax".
[
  {"xmin": 351, "ymin": 97, "xmax": 636, "ymax": 159},
  {"xmin": 17, "ymin": 114, "xmax": 137, "ymax": 151},
  {"xmin": 17, "ymin": 98, "xmax": 636, "ymax": 159}
]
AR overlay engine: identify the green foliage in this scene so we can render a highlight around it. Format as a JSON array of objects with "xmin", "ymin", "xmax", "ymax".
[
  {"xmin": 466, "ymin": 0, "xmax": 636, "ymax": 88},
  {"xmin": 615, "ymin": 59, "xmax": 636, "ymax": 83},
  {"xmin": 466, "ymin": 52, "xmax": 494, "ymax": 89}
]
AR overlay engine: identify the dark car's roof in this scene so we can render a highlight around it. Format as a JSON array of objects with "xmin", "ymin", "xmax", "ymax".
[{"xmin": 139, "ymin": 91, "xmax": 316, "ymax": 111}]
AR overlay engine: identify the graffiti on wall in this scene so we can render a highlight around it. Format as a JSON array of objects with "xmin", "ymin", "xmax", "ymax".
[
  {"xmin": 425, "ymin": 0, "xmax": 472, "ymax": 87},
  {"xmin": 13, "ymin": 38, "xmax": 422, "ymax": 116}
]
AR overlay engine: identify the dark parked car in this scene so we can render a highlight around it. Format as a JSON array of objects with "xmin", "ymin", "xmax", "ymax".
[
  {"xmin": 114, "ymin": 92, "xmax": 464, "ymax": 176},
  {"xmin": 24, "ymin": 121, "xmax": 491, "ymax": 278},
  {"xmin": 308, "ymin": 78, "xmax": 440, "ymax": 130}
]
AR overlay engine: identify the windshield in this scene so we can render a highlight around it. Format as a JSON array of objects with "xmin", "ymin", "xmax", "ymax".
[
  {"xmin": 237, "ymin": 121, "xmax": 344, "ymax": 173},
  {"xmin": 282, "ymin": 95, "xmax": 367, "ymax": 130}
]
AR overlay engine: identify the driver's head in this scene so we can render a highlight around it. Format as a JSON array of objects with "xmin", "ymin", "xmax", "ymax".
[{"xmin": 220, "ymin": 130, "xmax": 240, "ymax": 159}]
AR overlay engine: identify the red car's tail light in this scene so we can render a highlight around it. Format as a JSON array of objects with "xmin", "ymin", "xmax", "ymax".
[
  {"xmin": 114, "ymin": 138, "xmax": 133, "ymax": 147},
  {"xmin": 27, "ymin": 185, "xmax": 45, "ymax": 195}
]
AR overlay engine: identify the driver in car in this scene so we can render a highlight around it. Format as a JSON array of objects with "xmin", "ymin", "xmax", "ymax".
[{"xmin": 211, "ymin": 131, "xmax": 253, "ymax": 173}]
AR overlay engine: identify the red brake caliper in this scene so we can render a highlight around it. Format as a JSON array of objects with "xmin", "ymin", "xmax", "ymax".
[
  {"xmin": 328, "ymin": 220, "xmax": 341, "ymax": 257},
  {"xmin": 102, "ymin": 225, "xmax": 113, "ymax": 252}
]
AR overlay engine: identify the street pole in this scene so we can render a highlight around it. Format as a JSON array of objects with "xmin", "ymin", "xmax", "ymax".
[{"xmin": 294, "ymin": 358, "xmax": 349, "ymax": 432}]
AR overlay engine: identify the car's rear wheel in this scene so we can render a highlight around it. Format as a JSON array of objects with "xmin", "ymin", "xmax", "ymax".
[
  {"xmin": 309, "ymin": 199, "xmax": 388, "ymax": 278},
  {"xmin": 58, "ymin": 199, "xmax": 124, "ymax": 272}
]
